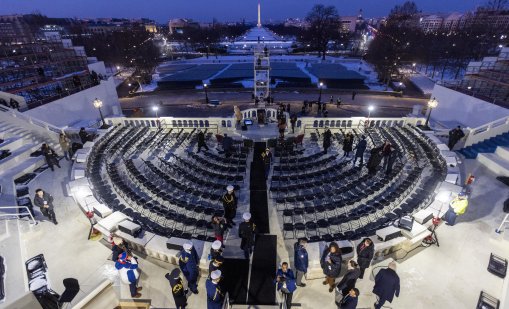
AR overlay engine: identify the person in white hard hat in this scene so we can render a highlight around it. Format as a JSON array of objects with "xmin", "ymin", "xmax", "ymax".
[
  {"xmin": 238, "ymin": 212, "xmax": 258, "ymax": 259},
  {"xmin": 178, "ymin": 241, "xmax": 199, "ymax": 294},
  {"xmin": 222, "ymin": 185, "xmax": 237, "ymax": 227},
  {"xmin": 206, "ymin": 270, "xmax": 224, "ymax": 309}
]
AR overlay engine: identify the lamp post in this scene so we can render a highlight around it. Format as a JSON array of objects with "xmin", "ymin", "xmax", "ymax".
[
  {"xmin": 318, "ymin": 82, "xmax": 324, "ymax": 104},
  {"xmin": 412, "ymin": 62, "xmax": 416, "ymax": 73},
  {"xmin": 152, "ymin": 105, "xmax": 159, "ymax": 118},
  {"xmin": 93, "ymin": 98, "xmax": 106, "ymax": 128},
  {"xmin": 367, "ymin": 105, "xmax": 375, "ymax": 127},
  {"xmin": 203, "ymin": 83, "xmax": 209, "ymax": 103},
  {"xmin": 425, "ymin": 97, "xmax": 438, "ymax": 128}
]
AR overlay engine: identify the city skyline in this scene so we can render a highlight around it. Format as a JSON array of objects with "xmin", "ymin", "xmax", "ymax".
[{"xmin": 2, "ymin": 0, "xmax": 487, "ymax": 23}]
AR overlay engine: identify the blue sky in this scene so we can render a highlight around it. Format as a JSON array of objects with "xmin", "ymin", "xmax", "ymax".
[{"xmin": 1, "ymin": 0, "xmax": 486, "ymax": 23}]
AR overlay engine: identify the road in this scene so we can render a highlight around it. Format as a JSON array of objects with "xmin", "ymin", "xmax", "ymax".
[{"xmin": 119, "ymin": 89, "xmax": 428, "ymax": 118}]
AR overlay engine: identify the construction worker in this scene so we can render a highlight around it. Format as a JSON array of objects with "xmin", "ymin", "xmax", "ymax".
[{"xmin": 444, "ymin": 192, "xmax": 469, "ymax": 226}]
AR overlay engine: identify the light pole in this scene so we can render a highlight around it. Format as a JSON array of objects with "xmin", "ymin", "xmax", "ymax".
[
  {"xmin": 367, "ymin": 105, "xmax": 375, "ymax": 127},
  {"xmin": 412, "ymin": 62, "xmax": 416, "ymax": 73},
  {"xmin": 425, "ymin": 97, "xmax": 438, "ymax": 128},
  {"xmin": 203, "ymin": 83, "xmax": 209, "ymax": 103},
  {"xmin": 93, "ymin": 98, "xmax": 106, "ymax": 128},
  {"xmin": 318, "ymin": 82, "xmax": 324, "ymax": 103},
  {"xmin": 152, "ymin": 105, "xmax": 159, "ymax": 118}
]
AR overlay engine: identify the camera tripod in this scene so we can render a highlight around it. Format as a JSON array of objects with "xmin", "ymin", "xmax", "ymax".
[{"xmin": 423, "ymin": 217, "xmax": 441, "ymax": 247}]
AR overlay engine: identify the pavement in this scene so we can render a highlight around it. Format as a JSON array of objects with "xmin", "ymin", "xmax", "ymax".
[{"xmin": 119, "ymin": 90, "xmax": 428, "ymax": 118}]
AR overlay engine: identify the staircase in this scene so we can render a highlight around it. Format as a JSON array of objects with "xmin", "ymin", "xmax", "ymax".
[
  {"xmin": 477, "ymin": 146, "xmax": 509, "ymax": 176},
  {"xmin": 458, "ymin": 131, "xmax": 509, "ymax": 159}
]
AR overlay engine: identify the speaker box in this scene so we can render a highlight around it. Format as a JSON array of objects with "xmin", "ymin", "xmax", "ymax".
[
  {"xmin": 488, "ymin": 253, "xmax": 507, "ymax": 279},
  {"xmin": 376, "ymin": 226, "xmax": 402, "ymax": 242},
  {"xmin": 166, "ymin": 238, "xmax": 184, "ymax": 251},
  {"xmin": 398, "ymin": 216, "xmax": 414, "ymax": 231},
  {"xmin": 477, "ymin": 291, "xmax": 499, "ymax": 309},
  {"xmin": 118, "ymin": 220, "xmax": 141, "ymax": 238}
]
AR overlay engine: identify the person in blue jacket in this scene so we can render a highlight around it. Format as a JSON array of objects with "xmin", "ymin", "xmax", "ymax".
[
  {"xmin": 206, "ymin": 270, "xmax": 224, "ymax": 309},
  {"xmin": 178, "ymin": 241, "xmax": 199, "ymax": 294},
  {"xmin": 275, "ymin": 262, "xmax": 297, "ymax": 309},
  {"xmin": 339, "ymin": 288, "xmax": 359, "ymax": 309},
  {"xmin": 294, "ymin": 238, "xmax": 309, "ymax": 287},
  {"xmin": 373, "ymin": 261, "xmax": 400, "ymax": 309}
]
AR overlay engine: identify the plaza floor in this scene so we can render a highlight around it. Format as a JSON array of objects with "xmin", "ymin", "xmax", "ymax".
[{"xmin": 11, "ymin": 141, "xmax": 509, "ymax": 309}]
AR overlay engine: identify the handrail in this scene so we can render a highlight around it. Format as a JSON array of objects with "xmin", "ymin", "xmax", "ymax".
[
  {"xmin": 0, "ymin": 206, "xmax": 37, "ymax": 225},
  {"xmin": 461, "ymin": 115, "xmax": 509, "ymax": 148},
  {"xmin": 222, "ymin": 291, "xmax": 230, "ymax": 309}
]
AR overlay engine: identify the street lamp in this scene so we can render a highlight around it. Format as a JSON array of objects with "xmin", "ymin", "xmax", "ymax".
[
  {"xmin": 367, "ymin": 105, "xmax": 375, "ymax": 119},
  {"xmin": 412, "ymin": 62, "xmax": 416, "ymax": 73},
  {"xmin": 93, "ymin": 98, "xmax": 106, "ymax": 127},
  {"xmin": 318, "ymin": 82, "xmax": 324, "ymax": 103},
  {"xmin": 203, "ymin": 83, "xmax": 209, "ymax": 103},
  {"xmin": 152, "ymin": 105, "xmax": 159, "ymax": 118},
  {"xmin": 425, "ymin": 97, "xmax": 438, "ymax": 128}
]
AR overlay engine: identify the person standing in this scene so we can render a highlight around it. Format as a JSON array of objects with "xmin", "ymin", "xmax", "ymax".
[
  {"xmin": 352, "ymin": 91, "xmax": 357, "ymax": 100},
  {"xmin": 342, "ymin": 133, "xmax": 354, "ymax": 157},
  {"xmin": 443, "ymin": 192, "xmax": 469, "ymax": 226},
  {"xmin": 323, "ymin": 128, "xmax": 332, "ymax": 154},
  {"xmin": 381, "ymin": 141, "xmax": 392, "ymax": 170},
  {"xmin": 330, "ymin": 96, "xmax": 334, "ymax": 106},
  {"xmin": 286, "ymin": 103, "xmax": 291, "ymax": 113},
  {"xmin": 209, "ymin": 255, "xmax": 224, "ymax": 275},
  {"xmin": 261, "ymin": 148, "xmax": 272, "ymax": 179},
  {"xmin": 352, "ymin": 135, "xmax": 367, "ymax": 167},
  {"xmin": 59, "ymin": 133, "xmax": 72, "ymax": 161},
  {"xmin": 373, "ymin": 261, "xmax": 400, "ymax": 309},
  {"xmin": 356, "ymin": 238, "xmax": 374, "ymax": 279},
  {"xmin": 278, "ymin": 119, "xmax": 287, "ymax": 139},
  {"xmin": 448, "ymin": 126, "xmax": 465, "ymax": 150},
  {"xmin": 115, "ymin": 252, "xmax": 142, "ymax": 298},
  {"xmin": 385, "ymin": 148, "xmax": 399, "ymax": 175},
  {"xmin": 290, "ymin": 114, "xmax": 297, "ymax": 134},
  {"xmin": 336, "ymin": 97, "xmax": 342, "ymax": 108},
  {"xmin": 222, "ymin": 185, "xmax": 237, "ymax": 228},
  {"xmin": 294, "ymin": 238, "xmax": 309, "ymax": 287},
  {"xmin": 238, "ymin": 212, "xmax": 257, "ymax": 259},
  {"xmin": 211, "ymin": 215, "xmax": 227, "ymax": 242},
  {"xmin": 206, "ymin": 270, "xmax": 224, "ymax": 309},
  {"xmin": 79, "ymin": 127, "xmax": 89, "ymax": 144},
  {"xmin": 321, "ymin": 242, "xmax": 342, "ymax": 293},
  {"xmin": 335, "ymin": 260, "xmax": 360, "ymax": 300},
  {"xmin": 178, "ymin": 241, "xmax": 199, "ymax": 294},
  {"xmin": 222, "ymin": 134, "xmax": 233, "ymax": 157},
  {"xmin": 41, "ymin": 143, "xmax": 61, "ymax": 171},
  {"xmin": 367, "ymin": 146, "xmax": 383, "ymax": 175},
  {"xmin": 165, "ymin": 268, "xmax": 187, "ymax": 309},
  {"xmin": 197, "ymin": 130, "xmax": 209, "ymax": 153},
  {"xmin": 33, "ymin": 189, "xmax": 58, "ymax": 224},
  {"xmin": 209, "ymin": 240, "xmax": 223, "ymax": 261},
  {"xmin": 338, "ymin": 288, "xmax": 359, "ymax": 309},
  {"xmin": 275, "ymin": 262, "xmax": 297, "ymax": 309}
]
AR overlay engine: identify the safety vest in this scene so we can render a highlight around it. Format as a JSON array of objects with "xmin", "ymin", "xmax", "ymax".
[{"xmin": 451, "ymin": 198, "xmax": 468, "ymax": 215}]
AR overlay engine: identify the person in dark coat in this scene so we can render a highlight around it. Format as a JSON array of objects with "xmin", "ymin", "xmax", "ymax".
[
  {"xmin": 79, "ymin": 127, "xmax": 89, "ymax": 144},
  {"xmin": 448, "ymin": 126, "xmax": 465, "ymax": 150},
  {"xmin": 367, "ymin": 146, "xmax": 383, "ymax": 175},
  {"xmin": 294, "ymin": 238, "xmax": 308, "ymax": 287},
  {"xmin": 211, "ymin": 215, "xmax": 227, "ymax": 242},
  {"xmin": 373, "ymin": 262, "xmax": 400, "ymax": 309},
  {"xmin": 238, "ymin": 212, "xmax": 257, "ymax": 259},
  {"xmin": 41, "ymin": 143, "xmax": 61, "ymax": 171},
  {"xmin": 165, "ymin": 268, "xmax": 187, "ymax": 309},
  {"xmin": 352, "ymin": 135, "xmax": 367, "ymax": 167},
  {"xmin": 209, "ymin": 240, "xmax": 223, "ymax": 261},
  {"xmin": 343, "ymin": 133, "xmax": 354, "ymax": 157},
  {"xmin": 335, "ymin": 260, "xmax": 361, "ymax": 298},
  {"xmin": 206, "ymin": 270, "xmax": 224, "ymax": 309},
  {"xmin": 338, "ymin": 288, "xmax": 359, "ymax": 309},
  {"xmin": 321, "ymin": 242, "xmax": 343, "ymax": 292},
  {"xmin": 381, "ymin": 141, "xmax": 392, "ymax": 170},
  {"xmin": 385, "ymin": 148, "xmax": 399, "ymax": 175},
  {"xmin": 33, "ymin": 189, "xmax": 58, "ymax": 224},
  {"xmin": 275, "ymin": 262, "xmax": 297, "ymax": 309},
  {"xmin": 352, "ymin": 91, "xmax": 357, "ymax": 100},
  {"xmin": 178, "ymin": 241, "xmax": 199, "ymax": 294},
  {"xmin": 197, "ymin": 130, "xmax": 209, "ymax": 153},
  {"xmin": 323, "ymin": 128, "xmax": 332, "ymax": 154},
  {"xmin": 356, "ymin": 238, "xmax": 374, "ymax": 279},
  {"xmin": 290, "ymin": 114, "xmax": 297, "ymax": 134},
  {"xmin": 222, "ymin": 185, "xmax": 237, "ymax": 227},
  {"xmin": 209, "ymin": 255, "xmax": 224, "ymax": 275},
  {"xmin": 222, "ymin": 134, "xmax": 233, "ymax": 157},
  {"xmin": 261, "ymin": 148, "xmax": 272, "ymax": 179}
]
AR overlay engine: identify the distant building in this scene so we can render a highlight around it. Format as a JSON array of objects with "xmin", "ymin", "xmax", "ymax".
[
  {"xmin": 284, "ymin": 18, "xmax": 308, "ymax": 28},
  {"xmin": 0, "ymin": 15, "xmax": 34, "ymax": 44},
  {"xmin": 419, "ymin": 14, "xmax": 444, "ymax": 33},
  {"xmin": 168, "ymin": 18, "xmax": 199, "ymax": 34},
  {"xmin": 144, "ymin": 24, "xmax": 157, "ymax": 33}
]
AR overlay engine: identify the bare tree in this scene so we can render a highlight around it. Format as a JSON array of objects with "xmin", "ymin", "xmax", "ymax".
[
  {"xmin": 304, "ymin": 4, "xmax": 341, "ymax": 60},
  {"xmin": 485, "ymin": 0, "xmax": 508, "ymax": 10}
]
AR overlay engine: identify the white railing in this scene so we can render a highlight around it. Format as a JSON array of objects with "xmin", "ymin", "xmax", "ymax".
[
  {"xmin": 461, "ymin": 115, "xmax": 509, "ymax": 148},
  {"xmin": 299, "ymin": 116, "xmax": 425, "ymax": 133},
  {"xmin": 0, "ymin": 206, "xmax": 37, "ymax": 225},
  {"xmin": 0, "ymin": 104, "xmax": 63, "ymax": 141}
]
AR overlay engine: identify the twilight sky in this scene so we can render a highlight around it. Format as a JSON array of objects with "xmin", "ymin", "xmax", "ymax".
[{"xmin": 2, "ymin": 0, "xmax": 486, "ymax": 23}]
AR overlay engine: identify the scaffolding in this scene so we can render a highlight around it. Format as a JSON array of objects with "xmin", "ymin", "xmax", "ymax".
[{"xmin": 253, "ymin": 44, "xmax": 270, "ymax": 106}]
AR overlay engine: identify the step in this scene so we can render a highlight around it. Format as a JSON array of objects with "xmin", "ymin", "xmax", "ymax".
[
  {"xmin": 0, "ymin": 137, "xmax": 24, "ymax": 152},
  {"xmin": 478, "ymin": 153, "xmax": 509, "ymax": 176},
  {"xmin": 0, "ymin": 143, "xmax": 42, "ymax": 174},
  {"xmin": 0, "ymin": 220, "xmax": 29, "ymax": 308},
  {"xmin": 0, "ymin": 156, "xmax": 46, "ymax": 207},
  {"xmin": 496, "ymin": 146, "xmax": 509, "ymax": 158}
]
